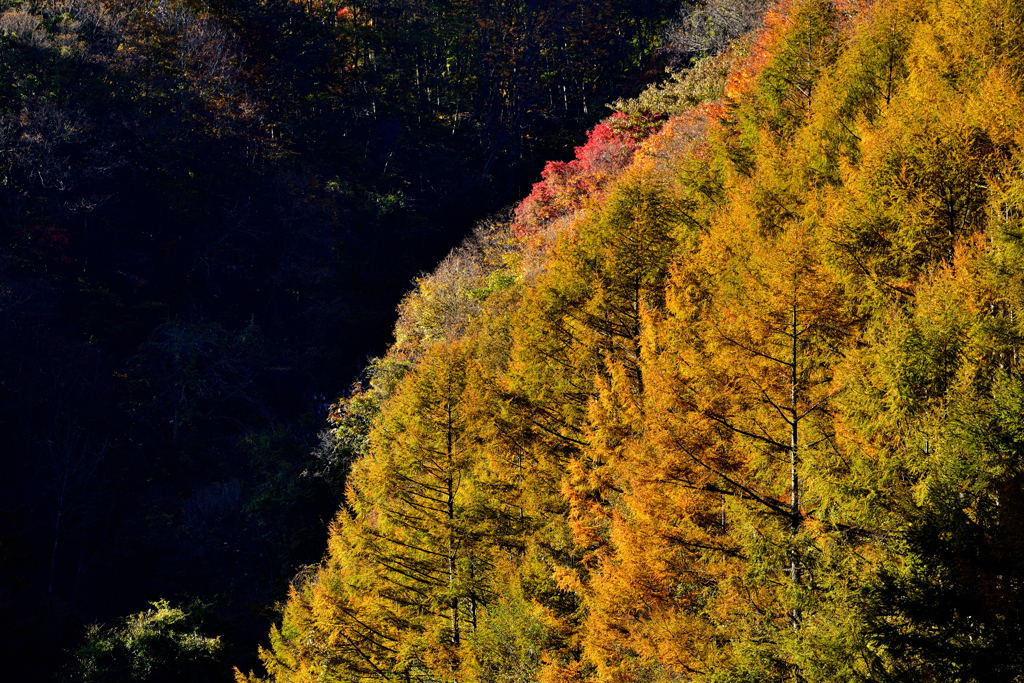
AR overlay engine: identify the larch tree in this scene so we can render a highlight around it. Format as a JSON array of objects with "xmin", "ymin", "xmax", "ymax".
[
  {"xmin": 577, "ymin": 2, "xmax": 870, "ymax": 678},
  {"xmin": 249, "ymin": 341, "xmax": 495, "ymax": 683}
]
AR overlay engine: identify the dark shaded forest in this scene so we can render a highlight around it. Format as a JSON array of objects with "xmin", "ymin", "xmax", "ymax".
[{"xmin": 0, "ymin": 0, "xmax": 684, "ymax": 678}]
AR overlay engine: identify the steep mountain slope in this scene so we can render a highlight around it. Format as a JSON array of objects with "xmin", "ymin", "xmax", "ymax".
[{"xmin": 252, "ymin": 0, "xmax": 1024, "ymax": 681}]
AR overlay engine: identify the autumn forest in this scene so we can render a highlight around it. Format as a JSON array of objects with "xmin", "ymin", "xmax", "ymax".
[{"xmin": 3, "ymin": 0, "xmax": 1023, "ymax": 681}]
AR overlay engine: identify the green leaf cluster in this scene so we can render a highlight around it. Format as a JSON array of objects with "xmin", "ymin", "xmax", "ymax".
[{"xmin": 76, "ymin": 599, "xmax": 227, "ymax": 683}]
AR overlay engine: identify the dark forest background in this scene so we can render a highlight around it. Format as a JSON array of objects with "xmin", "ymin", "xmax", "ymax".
[{"xmin": 0, "ymin": 0, "xmax": 688, "ymax": 678}]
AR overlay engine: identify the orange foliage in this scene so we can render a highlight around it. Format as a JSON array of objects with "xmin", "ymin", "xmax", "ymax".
[
  {"xmin": 725, "ymin": 0, "xmax": 873, "ymax": 99},
  {"xmin": 725, "ymin": 0, "xmax": 797, "ymax": 98}
]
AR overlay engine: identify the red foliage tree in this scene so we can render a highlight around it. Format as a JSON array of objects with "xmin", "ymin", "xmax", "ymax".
[{"xmin": 513, "ymin": 112, "xmax": 664, "ymax": 237}]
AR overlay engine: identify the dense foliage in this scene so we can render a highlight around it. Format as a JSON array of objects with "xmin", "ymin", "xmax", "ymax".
[
  {"xmin": 76, "ymin": 600, "xmax": 226, "ymax": 683},
  {"xmin": 252, "ymin": 0, "xmax": 1024, "ymax": 680}
]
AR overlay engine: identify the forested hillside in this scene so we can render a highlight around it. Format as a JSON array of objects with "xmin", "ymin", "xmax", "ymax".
[
  {"xmin": 252, "ymin": 0, "xmax": 1024, "ymax": 681},
  {"xmin": 0, "ymin": 0, "xmax": 681, "ymax": 679}
]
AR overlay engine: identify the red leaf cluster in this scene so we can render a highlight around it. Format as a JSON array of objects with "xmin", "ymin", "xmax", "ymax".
[
  {"xmin": 19, "ymin": 224, "xmax": 73, "ymax": 265},
  {"xmin": 513, "ymin": 112, "xmax": 662, "ymax": 237}
]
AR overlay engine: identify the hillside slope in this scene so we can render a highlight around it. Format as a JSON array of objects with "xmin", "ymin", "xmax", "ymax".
[{"xmin": 252, "ymin": 0, "xmax": 1024, "ymax": 680}]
